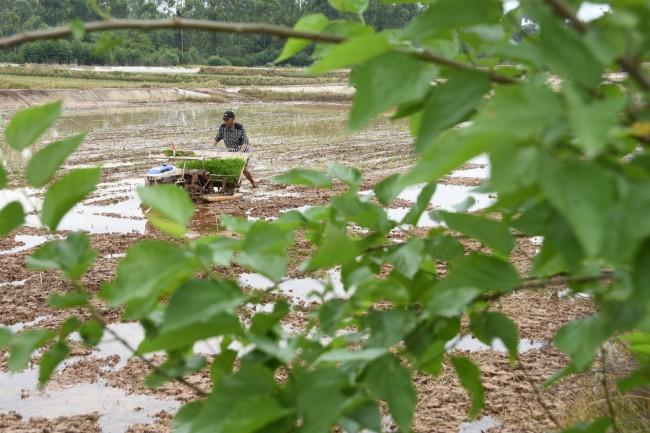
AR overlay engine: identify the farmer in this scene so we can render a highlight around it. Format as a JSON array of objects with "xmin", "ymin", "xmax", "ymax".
[{"xmin": 214, "ymin": 110, "xmax": 257, "ymax": 188}]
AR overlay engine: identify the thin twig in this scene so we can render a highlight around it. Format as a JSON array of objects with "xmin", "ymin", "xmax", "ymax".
[
  {"xmin": 542, "ymin": 0, "xmax": 650, "ymax": 90},
  {"xmin": 519, "ymin": 361, "xmax": 562, "ymax": 430},
  {"xmin": 600, "ymin": 347, "xmax": 622, "ymax": 433},
  {"xmin": 0, "ymin": 17, "xmax": 517, "ymax": 85},
  {"xmin": 85, "ymin": 302, "xmax": 209, "ymax": 398}
]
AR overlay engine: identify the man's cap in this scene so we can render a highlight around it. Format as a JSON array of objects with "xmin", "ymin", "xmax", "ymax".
[{"xmin": 223, "ymin": 110, "xmax": 235, "ymax": 120}]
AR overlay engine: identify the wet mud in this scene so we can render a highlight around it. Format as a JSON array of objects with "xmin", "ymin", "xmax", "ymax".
[{"xmin": 0, "ymin": 99, "xmax": 600, "ymax": 432}]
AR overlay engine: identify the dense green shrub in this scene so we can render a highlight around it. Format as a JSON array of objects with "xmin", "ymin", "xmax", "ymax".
[{"xmin": 206, "ymin": 55, "xmax": 231, "ymax": 66}]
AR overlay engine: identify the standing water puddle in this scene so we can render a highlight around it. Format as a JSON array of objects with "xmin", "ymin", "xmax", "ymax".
[
  {"xmin": 446, "ymin": 335, "xmax": 544, "ymax": 354},
  {"xmin": 0, "ymin": 179, "xmax": 146, "ymax": 235},
  {"xmin": 0, "ymin": 235, "xmax": 50, "ymax": 255},
  {"xmin": 459, "ymin": 416, "xmax": 502, "ymax": 433},
  {"xmin": 396, "ymin": 183, "xmax": 494, "ymax": 210},
  {"xmin": 238, "ymin": 269, "xmax": 346, "ymax": 304},
  {"xmin": 0, "ymin": 369, "xmax": 179, "ymax": 433}
]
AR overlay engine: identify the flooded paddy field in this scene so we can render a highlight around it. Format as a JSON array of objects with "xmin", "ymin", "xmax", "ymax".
[{"xmin": 0, "ymin": 95, "xmax": 598, "ymax": 432}]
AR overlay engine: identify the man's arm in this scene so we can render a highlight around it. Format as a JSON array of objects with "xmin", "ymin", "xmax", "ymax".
[
  {"xmin": 214, "ymin": 125, "xmax": 224, "ymax": 144},
  {"xmin": 240, "ymin": 126, "xmax": 250, "ymax": 152}
]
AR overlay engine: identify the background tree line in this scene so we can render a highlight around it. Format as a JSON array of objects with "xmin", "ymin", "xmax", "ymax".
[{"xmin": 0, "ymin": 0, "xmax": 420, "ymax": 66}]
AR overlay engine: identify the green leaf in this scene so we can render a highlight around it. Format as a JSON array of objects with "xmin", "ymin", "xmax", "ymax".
[
  {"xmin": 332, "ymin": 192, "xmax": 391, "ymax": 233},
  {"xmin": 47, "ymin": 292, "xmax": 90, "ymax": 309},
  {"xmin": 27, "ymin": 232, "xmax": 97, "ymax": 280},
  {"xmin": 39, "ymin": 342, "xmax": 70, "ymax": 386},
  {"xmin": 5, "ymin": 101, "xmax": 62, "ymax": 151},
  {"xmin": 339, "ymin": 400, "xmax": 382, "ymax": 433},
  {"xmin": 414, "ymin": 70, "xmax": 491, "ymax": 153},
  {"xmin": 403, "ymin": 0, "xmax": 502, "ymax": 40},
  {"xmin": 140, "ymin": 314, "xmax": 242, "ymax": 353},
  {"xmin": 326, "ymin": 162, "xmax": 361, "ymax": 187},
  {"xmin": 438, "ymin": 253, "xmax": 520, "ymax": 293},
  {"xmin": 526, "ymin": 2, "xmax": 604, "ymax": 88},
  {"xmin": 373, "ymin": 173, "xmax": 403, "ymax": 206},
  {"xmin": 189, "ymin": 364, "xmax": 290, "ymax": 433},
  {"xmin": 70, "ymin": 18, "xmax": 86, "ymax": 40},
  {"xmin": 277, "ymin": 14, "xmax": 329, "ymax": 63},
  {"xmin": 26, "ymin": 133, "xmax": 86, "ymax": 187},
  {"xmin": 0, "ymin": 201, "xmax": 25, "ymax": 236},
  {"xmin": 386, "ymin": 238, "xmax": 425, "ymax": 278},
  {"xmin": 0, "ymin": 165, "xmax": 6, "ymax": 189},
  {"xmin": 273, "ymin": 169, "xmax": 332, "ymax": 188},
  {"xmin": 365, "ymin": 355, "xmax": 416, "ymax": 433},
  {"xmin": 401, "ymin": 129, "xmax": 492, "ymax": 186},
  {"xmin": 427, "ymin": 286, "xmax": 481, "ymax": 318},
  {"xmin": 436, "ymin": 211, "xmax": 516, "ymax": 256},
  {"xmin": 364, "ymin": 309, "xmax": 417, "ymax": 348},
  {"xmin": 317, "ymin": 348, "xmax": 387, "ymax": 364},
  {"xmin": 138, "ymin": 184, "xmax": 194, "ymax": 226},
  {"xmin": 560, "ymin": 419, "xmax": 612, "ymax": 433},
  {"xmin": 564, "ymin": 86, "xmax": 626, "ymax": 157},
  {"xmin": 161, "ymin": 279, "xmax": 245, "ymax": 332},
  {"xmin": 307, "ymin": 222, "xmax": 365, "ymax": 270},
  {"xmin": 101, "ymin": 240, "xmax": 199, "ymax": 318},
  {"xmin": 238, "ymin": 221, "xmax": 293, "ymax": 282},
  {"xmin": 313, "ymin": 20, "xmax": 374, "ymax": 59},
  {"xmin": 59, "ymin": 317, "xmax": 81, "ymax": 338},
  {"xmin": 8, "ymin": 330, "xmax": 55, "ymax": 371},
  {"xmin": 213, "ymin": 395, "xmax": 292, "ymax": 433},
  {"xmin": 349, "ymin": 52, "xmax": 438, "ymax": 130},
  {"xmin": 472, "ymin": 84, "xmax": 563, "ymax": 139},
  {"xmin": 618, "ymin": 368, "xmax": 650, "ymax": 393},
  {"xmin": 192, "ymin": 236, "xmax": 241, "ymax": 267},
  {"xmin": 211, "ymin": 349, "xmax": 238, "ymax": 385},
  {"xmin": 423, "ymin": 235, "xmax": 464, "ymax": 261},
  {"xmin": 401, "ymin": 183, "xmax": 436, "ymax": 226},
  {"xmin": 309, "ymin": 33, "xmax": 390, "ymax": 74},
  {"xmin": 328, "ymin": 0, "xmax": 368, "ymax": 15},
  {"xmin": 554, "ymin": 314, "xmax": 612, "ymax": 370},
  {"xmin": 148, "ymin": 215, "xmax": 187, "ymax": 237},
  {"xmin": 470, "ymin": 312, "xmax": 520, "ymax": 361},
  {"xmin": 41, "ymin": 167, "xmax": 101, "ymax": 231},
  {"xmin": 541, "ymin": 159, "xmax": 614, "ymax": 257},
  {"xmin": 146, "ymin": 355, "xmax": 207, "ymax": 388},
  {"xmin": 80, "ymin": 320, "xmax": 103, "ymax": 346},
  {"xmin": 290, "ymin": 368, "xmax": 350, "ymax": 433},
  {"xmin": 451, "ymin": 356, "xmax": 484, "ymax": 418},
  {"xmin": 320, "ymin": 301, "xmax": 347, "ymax": 337},
  {"xmin": 0, "ymin": 327, "xmax": 12, "ymax": 347}
]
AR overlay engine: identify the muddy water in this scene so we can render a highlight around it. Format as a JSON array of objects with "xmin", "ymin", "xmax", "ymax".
[
  {"xmin": 0, "ymin": 368, "xmax": 179, "ymax": 433},
  {"xmin": 239, "ymin": 269, "xmax": 346, "ymax": 304},
  {"xmin": 0, "ymin": 179, "xmax": 146, "ymax": 234},
  {"xmin": 2, "ymin": 101, "xmax": 413, "ymax": 236}
]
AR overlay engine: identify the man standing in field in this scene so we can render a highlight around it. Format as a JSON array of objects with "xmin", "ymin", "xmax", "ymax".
[{"xmin": 214, "ymin": 110, "xmax": 257, "ymax": 188}]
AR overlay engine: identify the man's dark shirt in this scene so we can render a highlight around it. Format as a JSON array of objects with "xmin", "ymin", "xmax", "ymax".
[{"xmin": 216, "ymin": 122, "xmax": 250, "ymax": 152}]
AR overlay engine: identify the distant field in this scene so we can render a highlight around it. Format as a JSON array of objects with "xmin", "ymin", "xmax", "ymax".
[{"xmin": 0, "ymin": 65, "xmax": 348, "ymax": 90}]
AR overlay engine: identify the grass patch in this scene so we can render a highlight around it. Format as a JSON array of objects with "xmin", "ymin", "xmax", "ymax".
[{"xmin": 560, "ymin": 344, "xmax": 650, "ymax": 433}]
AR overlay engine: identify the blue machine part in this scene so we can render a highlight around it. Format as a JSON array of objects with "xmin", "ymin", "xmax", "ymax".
[{"xmin": 147, "ymin": 164, "xmax": 175, "ymax": 175}]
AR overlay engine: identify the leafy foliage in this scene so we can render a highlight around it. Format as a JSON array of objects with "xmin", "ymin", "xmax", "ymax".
[{"xmin": 2, "ymin": 1, "xmax": 650, "ymax": 432}]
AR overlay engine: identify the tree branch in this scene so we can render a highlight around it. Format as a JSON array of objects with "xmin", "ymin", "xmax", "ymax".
[
  {"xmin": 600, "ymin": 348, "xmax": 622, "ymax": 433},
  {"xmin": 0, "ymin": 17, "xmax": 517, "ymax": 84},
  {"xmin": 86, "ymin": 303, "xmax": 209, "ymax": 398},
  {"xmin": 543, "ymin": 0, "xmax": 650, "ymax": 91},
  {"xmin": 519, "ymin": 362, "xmax": 562, "ymax": 430}
]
